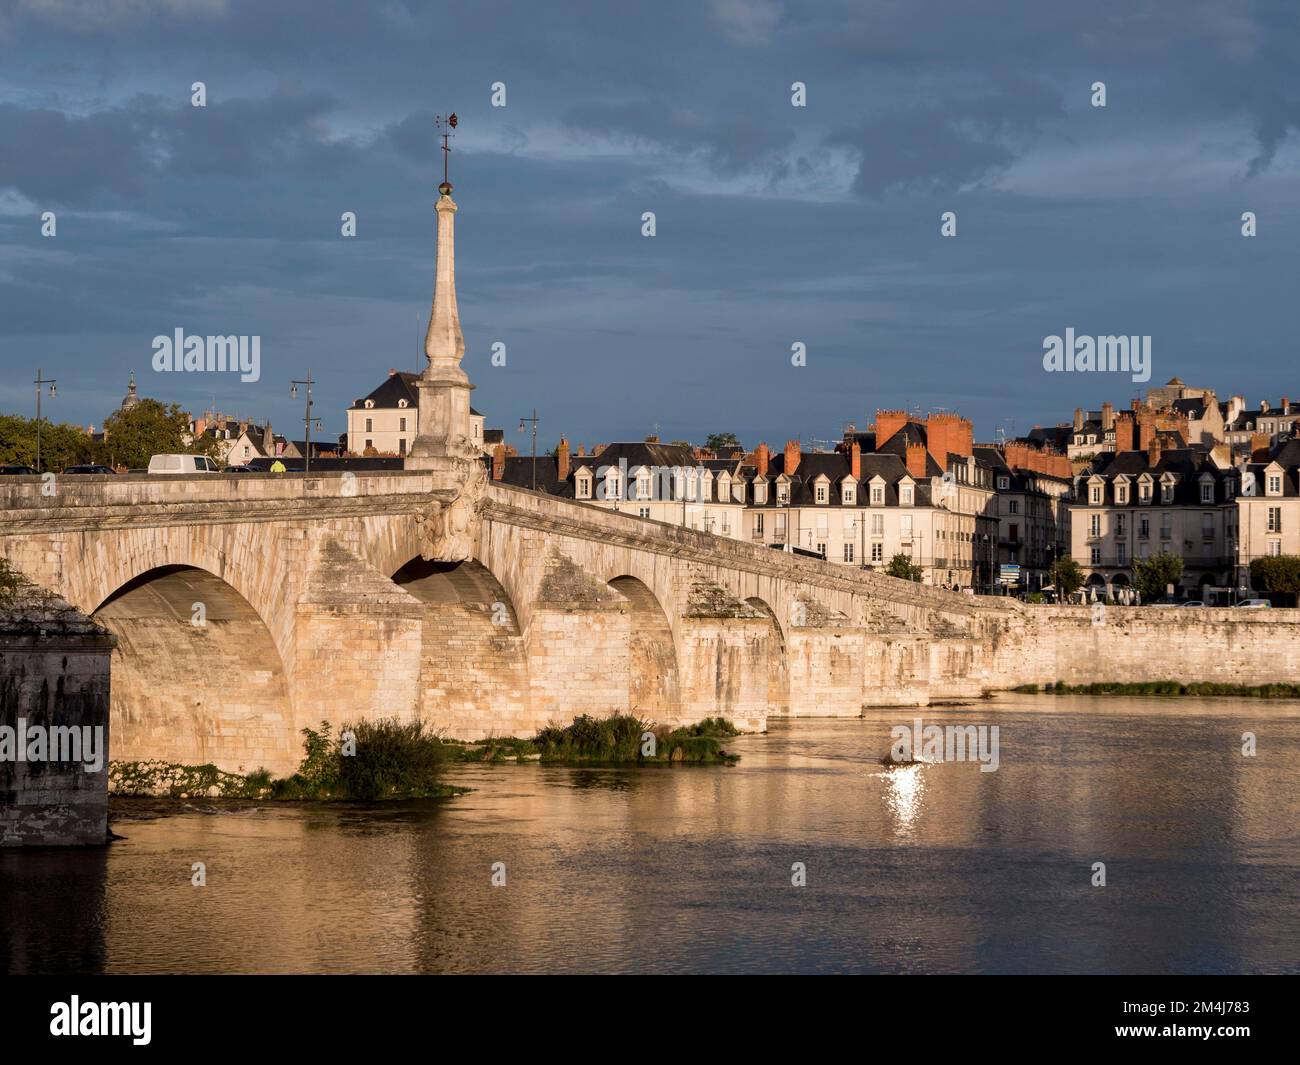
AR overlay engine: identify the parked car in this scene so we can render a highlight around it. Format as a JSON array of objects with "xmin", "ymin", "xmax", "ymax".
[
  {"xmin": 147, "ymin": 454, "xmax": 219, "ymax": 474},
  {"xmin": 1180, "ymin": 600, "xmax": 1205, "ymax": 607},
  {"xmin": 222, "ymin": 465, "xmax": 255, "ymax": 473},
  {"xmin": 1236, "ymin": 599, "xmax": 1272, "ymax": 609},
  {"xmin": 62, "ymin": 464, "xmax": 116, "ymax": 474},
  {"xmin": 0, "ymin": 464, "xmax": 37, "ymax": 475}
]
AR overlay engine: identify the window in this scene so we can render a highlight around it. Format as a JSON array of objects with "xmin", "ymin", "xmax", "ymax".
[
  {"xmin": 900, "ymin": 516, "xmax": 913, "ymax": 540},
  {"xmin": 365, "ymin": 400, "xmax": 374, "ymax": 409},
  {"xmin": 1139, "ymin": 480, "xmax": 1151, "ymax": 502},
  {"xmin": 1116, "ymin": 483, "xmax": 1127, "ymax": 504},
  {"xmin": 1268, "ymin": 506, "xmax": 1282, "ymax": 533},
  {"xmin": 1089, "ymin": 514, "xmax": 1101, "ymax": 537},
  {"xmin": 997, "ymin": 476, "xmax": 1009, "ymax": 490},
  {"xmin": 1091, "ymin": 546, "xmax": 1101, "ymax": 565},
  {"xmin": 398, "ymin": 439, "xmax": 407, "ymax": 456},
  {"xmin": 1139, "ymin": 517, "xmax": 1149, "ymax": 539},
  {"xmin": 1117, "ymin": 542, "xmax": 1127, "ymax": 564},
  {"xmin": 777, "ymin": 482, "xmax": 790, "ymax": 504},
  {"xmin": 1008, "ymin": 500, "xmax": 1018, "ymax": 514},
  {"xmin": 842, "ymin": 484, "xmax": 856, "ymax": 505},
  {"xmin": 901, "ymin": 486, "xmax": 913, "ymax": 506},
  {"xmin": 364, "ymin": 439, "xmax": 373, "ymax": 450},
  {"xmin": 816, "ymin": 542, "xmax": 827, "ymax": 558},
  {"xmin": 1269, "ymin": 474, "xmax": 1282, "ymax": 494},
  {"xmin": 1202, "ymin": 513, "xmax": 1214, "ymax": 539},
  {"xmin": 577, "ymin": 475, "xmax": 591, "ymax": 499},
  {"xmin": 1269, "ymin": 540, "xmax": 1282, "ymax": 556},
  {"xmin": 397, "ymin": 399, "xmax": 408, "ymax": 409},
  {"xmin": 638, "ymin": 507, "xmax": 650, "ymax": 519},
  {"xmin": 871, "ymin": 542, "xmax": 883, "ymax": 562},
  {"xmin": 1115, "ymin": 514, "xmax": 1125, "ymax": 537},
  {"xmin": 1200, "ymin": 482, "xmax": 1213, "ymax": 504},
  {"xmin": 754, "ymin": 514, "xmax": 764, "ymax": 536},
  {"xmin": 1009, "ymin": 523, "xmax": 1019, "ymax": 542},
  {"xmin": 871, "ymin": 486, "xmax": 884, "ymax": 505},
  {"xmin": 365, "ymin": 418, "xmax": 373, "ymax": 432},
  {"xmin": 399, "ymin": 417, "xmax": 406, "ymax": 431},
  {"xmin": 816, "ymin": 483, "xmax": 827, "ymax": 503},
  {"xmin": 1091, "ymin": 485, "xmax": 1102, "ymax": 504},
  {"xmin": 1161, "ymin": 513, "xmax": 1171, "ymax": 539},
  {"xmin": 637, "ymin": 472, "xmax": 651, "ymax": 499},
  {"xmin": 871, "ymin": 514, "xmax": 883, "ymax": 536}
]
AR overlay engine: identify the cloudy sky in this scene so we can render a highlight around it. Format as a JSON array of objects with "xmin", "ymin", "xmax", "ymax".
[{"xmin": 2, "ymin": 0, "xmax": 1298, "ymax": 450}]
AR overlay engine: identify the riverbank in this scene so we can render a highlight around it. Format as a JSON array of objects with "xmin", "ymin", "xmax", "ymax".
[
  {"xmin": 1012, "ymin": 681, "xmax": 1300, "ymax": 698},
  {"xmin": 109, "ymin": 714, "xmax": 741, "ymax": 801}
]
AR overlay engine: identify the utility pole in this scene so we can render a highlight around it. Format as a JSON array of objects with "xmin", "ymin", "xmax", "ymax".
[
  {"xmin": 290, "ymin": 373, "xmax": 319, "ymax": 474},
  {"xmin": 34, "ymin": 368, "xmax": 57, "ymax": 474},
  {"xmin": 518, "ymin": 408, "xmax": 538, "ymax": 490}
]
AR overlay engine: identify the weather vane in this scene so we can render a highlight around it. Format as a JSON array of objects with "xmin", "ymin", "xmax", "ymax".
[{"xmin": 435, "ymin": 112, "xmax": 458, "ymax": 192}]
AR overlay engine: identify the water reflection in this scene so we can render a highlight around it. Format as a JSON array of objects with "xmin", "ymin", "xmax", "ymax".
[
  {"xmin": 2, "ymin": 694, "xmax": 1299, "ymax": 974},
  {"xmin": 881, "ymin": 763, "xmax": 926, "ymax": 839}
]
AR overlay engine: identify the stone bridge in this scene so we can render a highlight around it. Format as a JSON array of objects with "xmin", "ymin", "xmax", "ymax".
[{"xmin": 0, "ymin": 471, "xmax": 1020, "ymax": 774}]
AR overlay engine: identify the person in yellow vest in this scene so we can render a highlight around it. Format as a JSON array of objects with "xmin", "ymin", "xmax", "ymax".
[{"xmin": 270, "ymin": 459, "xmax": 287, "ymax": 474}]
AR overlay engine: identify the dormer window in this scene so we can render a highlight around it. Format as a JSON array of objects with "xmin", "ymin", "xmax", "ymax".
[
  {"xmin": 365, "ymin": 399, "xmax": 375, "ymax": 409},
  {"xmin": 1268, "ymin": 473, "xmax": 1282, "ymax": 495},
  {"xmin": 900, "ymin": 485, "xmax": 914, "ymax": 506},
  {"xmin": 1200, "ymin": 481, "xmax": 1213, "ymax": 504},
  {"xmin": 398, "ymin": 399, "xmax": 408, "ymax": 408},
  {"xmin": 777, "ymin": 481, "xmax": 790, "ymax": 504},
  {"xmin": 1116, "ymin": 482, "xmax": 1128, "ymax": 505},
  {"xmin": 637, "ymin": 471, "xmax": 651, "ymax": 499},
  {"xmin": 815, "ymin": 483, "xmax": 828, "ymax": 504},
  {"xmin": 754, "ymin": 480, "xmax": 767, "ymax": 504},
  {"xmin": 1161, "ymin": 481, "xmax": 1174, "ymax": 504},
  {"xmin": 1090, "ymin": 484, "xmax": 1102, "ymax": 505},
  {"xmin": 842, "ymin": 482, "xmax": 856, "ymax": 505},
  {"xmin": 997, "ymin": 476, "xmax": 1009, "ymax": 490},
  {"xmin": 871, "ymin": 485, "xmax": 884, "ymax": 505},
  {"xmin": 576, "ymin": 473, "xmax": 592, "ymax": 499}
]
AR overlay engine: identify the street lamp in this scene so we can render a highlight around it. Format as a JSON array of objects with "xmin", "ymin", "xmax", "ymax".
[
  {"xmin": 290, "ymin": 372, "xmax": 315, "ymax": 474},
  {"xmin": 518, "ymin": 408, "xmax": 538, "ymax": 491},
  {"xmin": 34, "ymin": 368, "xmax": 57, "ymax": 474}
]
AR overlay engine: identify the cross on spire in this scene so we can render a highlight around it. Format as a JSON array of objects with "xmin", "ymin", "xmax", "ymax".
[{"xmin": 435, "ymin": 112, "xmax": 458, "ymax": 193}]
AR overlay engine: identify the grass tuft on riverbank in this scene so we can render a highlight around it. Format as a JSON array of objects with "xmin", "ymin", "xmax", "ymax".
[
  {"xmin": 440, "ymin": 714, "xmax": 740, "ymax": 765},
  {"xmin": 1020, "ymin": 681, "xmax": 1300, "ymax": 698}
]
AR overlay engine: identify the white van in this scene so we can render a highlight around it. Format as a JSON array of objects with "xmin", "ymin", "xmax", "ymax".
[{"xmin": 147, "ymin": 454, "xmax": 219, "ymax": 475}]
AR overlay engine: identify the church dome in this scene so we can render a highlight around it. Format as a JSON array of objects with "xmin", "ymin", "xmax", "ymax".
[{"xmin": 121, "ymin": 370, "xmax": 140, "ymax": 410}]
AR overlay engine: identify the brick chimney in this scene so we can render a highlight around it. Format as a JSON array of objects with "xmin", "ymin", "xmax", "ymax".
[
  {"xmin": 925, "ymin": 412, "xmax": 973, "ymax": 467},
  {"xmin": 905, "ymin": 442, "xmax": 928, "ymax": 480},
  {"xmin": 492, "ymin": 442, "xmax": 506, "ymax": 480},
  {"xmin": 1284, "ymin": 396, "xmax": 1292, "ymax": 413},
  {"xmin": 644, "ymin": 434, "xmax": 659, "ymax": 444},
  {"xmin": 1137, "ymin": 410, "xmax": 1156, "ymax": 451},
  {"xmin": 783, "ymin": 439, "xmax": 801, "ymax": 476},
  {"xmin": 874, "ymin": 409, "xmax": 908, "ymax": 447},
  {"xmin": 1101, "ymin": 402, "xmax": 1114, "ymax": 431},
  {"xmin": 556, "ymin": 436, "xmax": 570, "ymax": 481},
  {"xmin": 1114, "ymin": 410, "xmax": 1135, "ymax": 451},
  {"xmin": 755, "ymin": 442, "xmax": 770, "ymax": 477},
  {"xmin": 1073, "ymin": 407, "xmax": 1084, "ymax": 431},
  {"xmin": 850, "ymin": 440, "xmax": 861, "ymax": 482},
  {"xmin": 578, "ymin": 443, "xmax": 586, "ymax": 457}
]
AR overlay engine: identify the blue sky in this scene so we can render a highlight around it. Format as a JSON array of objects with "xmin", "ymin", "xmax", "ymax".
[{"xmin": 2, "ymin": 0, "xmax": 1298, "ymax": 449}]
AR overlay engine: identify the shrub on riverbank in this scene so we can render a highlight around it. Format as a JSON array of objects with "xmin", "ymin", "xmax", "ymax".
[
  {"xmin": 531, "ymin": 713, "xmax": 739, "ymax": 764},
  {"xmin": 1023, "ymin": 681, "xmax": 1300, "ymax": 698},
  {"xmin": 274, "ymin": 720, "xmax": 464, "ymax": 800}
]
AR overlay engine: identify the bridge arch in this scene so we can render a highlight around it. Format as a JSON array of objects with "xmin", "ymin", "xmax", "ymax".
[
  {"xmin": 608, "ymin": 574, "xmax": 680, "ymax": 722},
  {"xmin": 391, "ymin": 555, "xmax": 532, "ymax": 738},
  {"xmin": 93, "ymin": 564, "xmax": 296, "ymax": 774},
  {"xmin": 745, "ymin": 595, "xmax": 791, "ymax": 717}
]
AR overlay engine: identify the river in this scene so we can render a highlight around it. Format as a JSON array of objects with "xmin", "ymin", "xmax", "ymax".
[{"xmin": 4, "ymin": 694, "xmax": 1298, "ymax": 974}]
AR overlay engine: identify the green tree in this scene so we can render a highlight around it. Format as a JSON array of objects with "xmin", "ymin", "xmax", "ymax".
[
  {"xmin": 1249, "ymin": 555, "xmax": 1300, "ymax": 597},
  {"xmin": 0, "ymin": 414, "xmax": 103, "ymax": 472},
  {"xmin": 705, "ymin": 432, "xmax": 740, "ymax": 450},
  {"xmin": 1051, "ymin": 557, "xmax": 1084, "ymax": 598},
  {"xmin": 1134, "ymin": 551, "xmax": 1184, "ymax": 601},
  {"xmin": 885, "ymin": 553, "xmax": 924, "ymax": 582},
  {"xmin": 100, "ymin": 399, "xmax": 218, "ymax": 470}
]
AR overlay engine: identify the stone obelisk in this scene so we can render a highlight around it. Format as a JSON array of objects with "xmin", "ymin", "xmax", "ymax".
[{"xmin": 406, "ymin": 171, "xmax": 477, "ymax": 482}]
